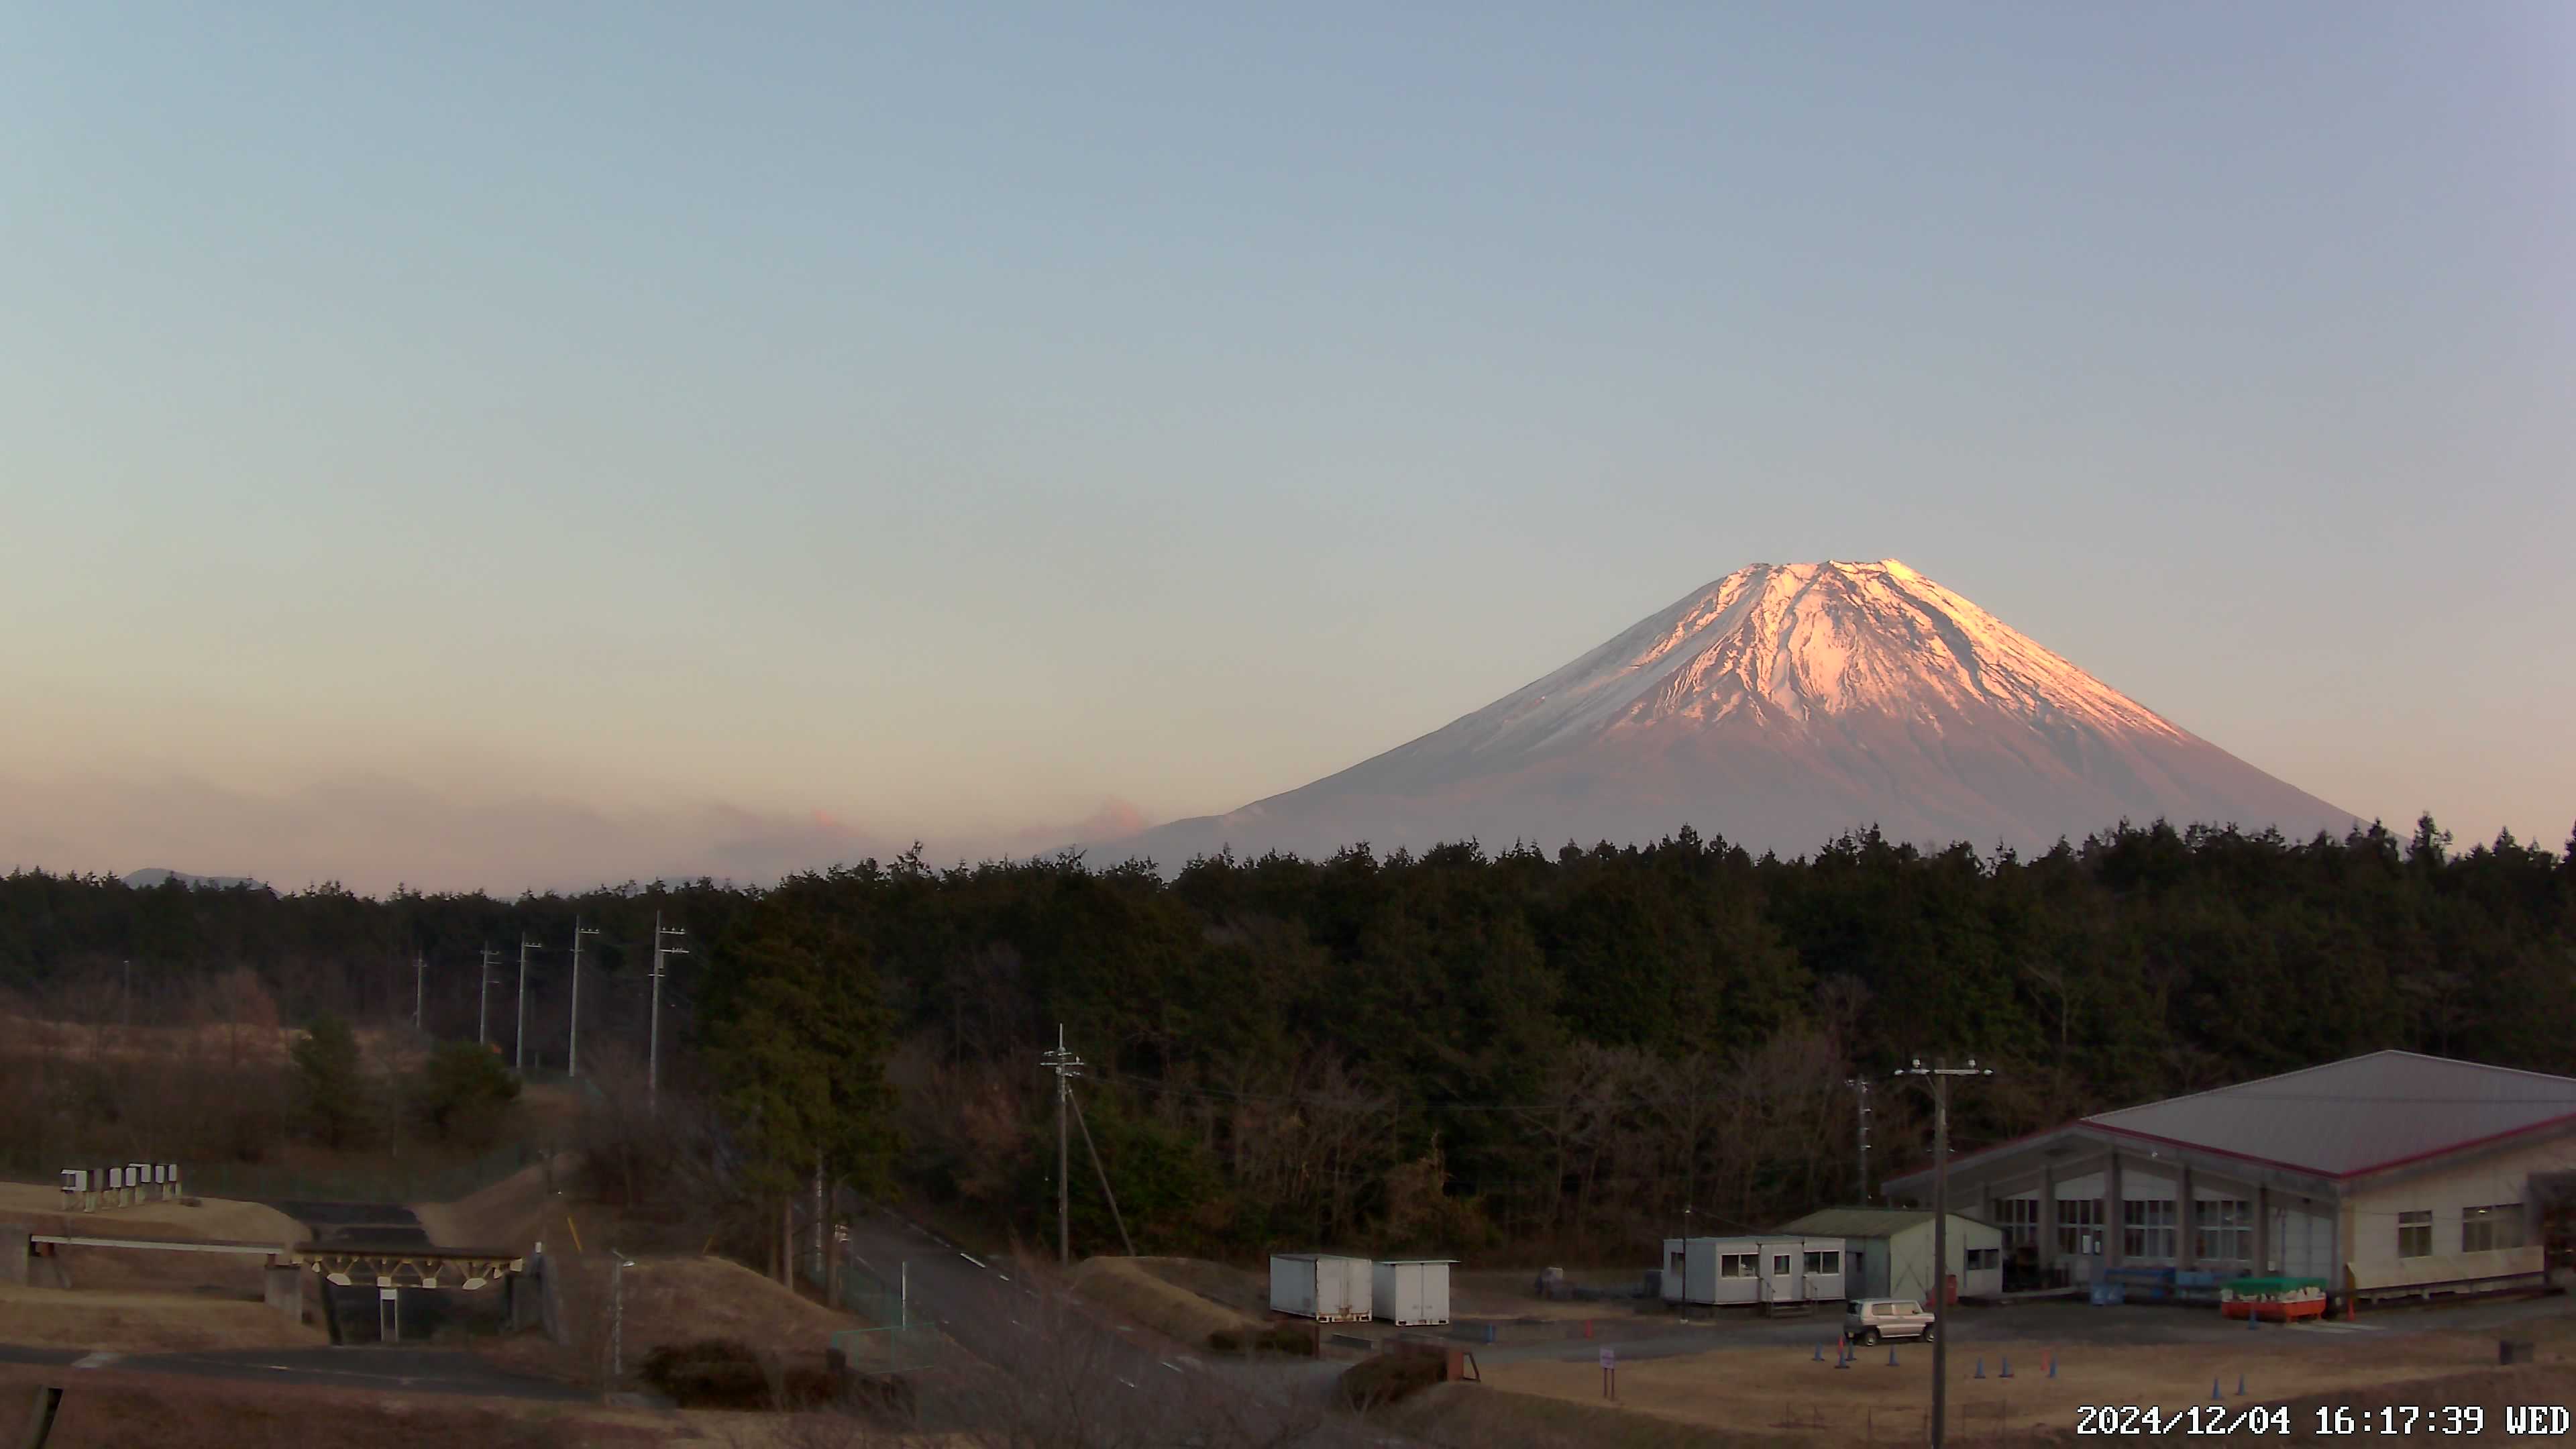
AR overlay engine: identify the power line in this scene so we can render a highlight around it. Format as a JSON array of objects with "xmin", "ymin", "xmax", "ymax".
[
  {"xmin": 1895, "ymin": 1056, "xmax": 1994, "ymax": 1449},
  {"xmin": 649, "ymin": 913, "xmax": 688, "ymax": 1116},
  {"xmin": 515, "ymin": 934, "xmax": 541, "ymax": 1071},
  {"xmin": 567, "ymin": 917, "xmax": 600, "ymax": 1079},
  {"xmin": 476, "ymin": 946, "xmax": 500, "ymax": 1047},
  {"xmin": 1040, "ymin": 1024, "xmax": 1085, "ymax": 1267},
  {"xmin": 1847, "ymin": 1075, "xmax": 1874, "ymax": 1201}
]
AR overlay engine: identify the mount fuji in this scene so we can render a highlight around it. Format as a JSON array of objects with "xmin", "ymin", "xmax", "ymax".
[{"xmin": 1102, "ymin": 559, "xmax": 2354, "ymax": 867}]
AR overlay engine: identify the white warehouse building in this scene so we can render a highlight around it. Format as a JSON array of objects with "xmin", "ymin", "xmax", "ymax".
[
  {"xmin": 1883, "ymin": 1051, "xmax": 2574, "ymax": 1307},
  {"xmin": 1774, "ymin": 1208, "xmax": 2003, "ymax": 1304}
]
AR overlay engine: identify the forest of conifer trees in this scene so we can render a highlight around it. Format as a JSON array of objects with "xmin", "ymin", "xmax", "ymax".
[{"xmin": 4, "ymin": 814, "xmax": 2571, "ymax": 1261}]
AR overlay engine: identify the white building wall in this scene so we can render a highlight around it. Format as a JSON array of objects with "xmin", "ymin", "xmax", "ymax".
[
  {"xmin": 1881, "ymin": 1218, "xmax": 2004, "ymax": 1303},
  {"xmin": 2344, "ymin": 1135, "xmax": 2576, "ymax": 1295}
]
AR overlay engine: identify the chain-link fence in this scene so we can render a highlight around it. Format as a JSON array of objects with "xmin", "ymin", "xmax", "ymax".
[{"xmin": 824, "ymin": 1252, "xmax": 943, "ymax": 1373}]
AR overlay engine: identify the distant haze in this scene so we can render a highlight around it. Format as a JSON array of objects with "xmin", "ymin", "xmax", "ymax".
[
  {"xmin": 1106, "ymin": 560, "xmax": 2357, "ymax": 867},
  {"xmin": 3, "ymin": 7, "xmax": 2569, "ymax": 894}
]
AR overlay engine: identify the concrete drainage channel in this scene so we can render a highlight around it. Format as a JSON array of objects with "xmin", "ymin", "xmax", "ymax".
[{"xmin": 270, "ymin": 1201, "xmax": 516, "ymax": 1347}]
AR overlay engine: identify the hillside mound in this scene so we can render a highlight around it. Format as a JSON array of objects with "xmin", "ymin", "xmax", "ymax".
[
  {"xmin": 1071, "ymin": 1256, "xmax": 1256, "ymax": 1345},
  {"xmin": 411, "ymin": 1156, "xmax": 572, "ymax": 1251},
  {"xmin": 0, "ymin": 1283, "xmax": 324, "ymax": 1352},
  {"xmin": 1134, "ymin": 1256, "xmax": 1267, "ymax": 1316},
  {"xmin": 0, "ymin": 1179, "xmax": 303, "ymax": 1297},
  {"xmin": 480, "ymin": 1252, "xmax": 858, "ymax": 1390},
  {"xmin": 0, "ymin": 1180, "xmax": 302, "ymax": 1245}
]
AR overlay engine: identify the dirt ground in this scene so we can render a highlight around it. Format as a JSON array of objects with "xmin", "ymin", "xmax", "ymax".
[
  {"xmin": 1480, "ymin": 1317, "xmax": 2576, "ymax": 1442},
  {"xmin": 1452, "ymin": 1268, "xmax": 1657, "ymax": 1322},
  {"xmin": 0, "ymin": 1283, "xmax": 323, "ymax": 1352}
]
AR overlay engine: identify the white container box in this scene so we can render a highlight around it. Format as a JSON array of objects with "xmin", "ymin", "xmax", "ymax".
[
  {"xmin": 1269, "ymin": 1254, "xmax": 1373, "ymax": 1322},
  {"xmin": 1371, "ymin": 1259, "xmax": 1455, "ymax": 1326}
]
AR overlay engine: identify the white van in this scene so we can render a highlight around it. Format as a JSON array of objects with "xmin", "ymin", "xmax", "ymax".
[{"xmin": 1844, "ymin": 1297, "xmax": 1937, "ymax": 1344}]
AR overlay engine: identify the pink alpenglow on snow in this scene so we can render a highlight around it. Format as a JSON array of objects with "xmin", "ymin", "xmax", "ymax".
[{"xmin": 1099, "ymin": 560, "xmax": 2355, "ymax": 867}]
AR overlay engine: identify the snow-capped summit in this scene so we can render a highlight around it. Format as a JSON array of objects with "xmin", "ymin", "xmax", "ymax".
[{"xmin": 1105, "ymin": 559, "xmax": 2354, "ymax": 866}]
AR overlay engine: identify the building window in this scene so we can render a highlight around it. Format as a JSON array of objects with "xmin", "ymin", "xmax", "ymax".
[
  {"xmin": 1964, "ymin": 1247, "xmax": 2000, "ymax": 1271},
  {"xmin": 2196, "ymin": 1200, "xmax": 2252, "ymax": 1262},
  {"xmin": 1669, "ymin": 1250, "xmax": 1685, "ymax": 1275},
  {"xmin": 1995, "ymin": 1197, "xmax": 2039, "ymax": 1252},
  {"xmin": 1772, "ymin": 1254, "xmax": 1791, "ymax": 1276},
  {"xmin": 2123, "ymin": 1199, "xmax": 2178, "ymax": 1259},
  {"xmin": 2397, "ymin": 1211, "xmax": 2431, "ymax": 1258},
  {"xmin": 1720, "ymin": 1253, "xmax": 1756, "ymax": 1278},
  {"xmin": 2463, "ymin": 1204, "xmax": 2524, "ymax": 1253},
  {"xmin": 1804, "ymin": 1250, "xmax": 1841, "ymax": 1275},
  {"xmin": 2056, "ymin": 1197, "xmax": 2104, "ymax": 1255}
]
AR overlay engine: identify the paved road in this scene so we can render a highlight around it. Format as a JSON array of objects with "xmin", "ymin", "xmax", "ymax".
[
  {"xmin": 0, "ymin": 1344, "xmax": 589, "ymax": 1401},
  {"xmin": 838, "ymin": 1210, "xmax": 1370, "ymax": 1435}
]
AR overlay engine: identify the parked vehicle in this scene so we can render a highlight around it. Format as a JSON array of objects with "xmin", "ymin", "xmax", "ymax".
[{"xmin": 1844, "ymin": 1297, "xmax": 1937, "ymax": 1344}]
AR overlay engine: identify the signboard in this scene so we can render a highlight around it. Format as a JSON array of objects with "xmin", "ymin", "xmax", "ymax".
[{"xmin": 1599, "ymin": 1347, "xmax": 1614, "ymax": 1368}]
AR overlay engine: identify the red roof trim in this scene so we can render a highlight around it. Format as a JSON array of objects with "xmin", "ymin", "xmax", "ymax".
[
  {"xmin": 2081, "ymin": 1122, "xmax": 2334, "ymax": 1179},
  {"xmin": 1896, "ymin": 1110, "xmax": 2576, "ymax": 1189},
  {"xmin": 2338, "ymin": 1108, "xmax": 2576, "ymax": 1180}
]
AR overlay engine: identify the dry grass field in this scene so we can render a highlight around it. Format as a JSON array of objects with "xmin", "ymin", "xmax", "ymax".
[
  {"xmin": 0, "ymin": 1183, "xmax": 303, "ymax": 1300},
  {"xmin": 0, "ymin": 1283, "xmax": 323, "ymax": 1352},
  {"xmin": 1, "ymin": 1014, "xmax": 421, "ymax": 1073},
  {"xmin": 413, "ymin": 1157, "xmax": 569, "ymax": 1251},
  {"xmin": 478, "ymin": 1251, "xmax": 860, "ymax": 1391},
  {"xmin": 1479, "ymin": 1316, "xmax": 2576, "ymax": 1444},
  {"xmin": 0, "ymin": 1182, "xmax": 303, "ymax": 1246},
  {"xmin": 0, "ymin": 1362, "xmax": 726, "ymax": 1449},
  {"xmin": 1071, "ymin": 1256, "xmax": 1258, "ymax": 1346}
]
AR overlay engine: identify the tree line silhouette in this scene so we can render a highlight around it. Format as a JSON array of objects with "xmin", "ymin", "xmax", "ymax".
[{"xmin": 4, "ymin": 813, "xmax": 2570, "ymax": 1260}]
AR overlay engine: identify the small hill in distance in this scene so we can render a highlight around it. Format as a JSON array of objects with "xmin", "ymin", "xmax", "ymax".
[{"xmin": 123, "ymin": 867, "xmax": 264, "ymax": 890}]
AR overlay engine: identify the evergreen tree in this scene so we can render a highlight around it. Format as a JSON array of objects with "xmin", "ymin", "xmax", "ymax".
[{"xmin": 289, "ymin": 1012, "xmax": 371, "ymax": 1149}]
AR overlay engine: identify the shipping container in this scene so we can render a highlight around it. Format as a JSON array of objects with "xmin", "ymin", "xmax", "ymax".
[
  {"xmin": 1371, "ymin": 1259, "xmax": 1455, "ymax": 1326},
  {"xmin": 1269, "ymin": 1254, "xmax": 1373, "ymax": 1322}
]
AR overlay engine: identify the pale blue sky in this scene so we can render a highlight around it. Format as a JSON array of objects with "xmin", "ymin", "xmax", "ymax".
[{"xmin": 5, "ymin": 3, "xmax": 2571, "ymax": 890}]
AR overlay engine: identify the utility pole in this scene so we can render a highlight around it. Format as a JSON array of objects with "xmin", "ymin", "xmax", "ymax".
[
  {"xmin": 567, "ymin": 918, "xmax": 600, "ymax": 1079},
  {"xmin": 477, "ymin": 946, "xmax": 500, "ymax": 1046},
  {"xmin": 414, "ymin": 953, "xmax": 426, "ymax": 1032},
  {"xmin": 649, "ymin": 914, "xmax": 688, "ymax": 1115},
  {"xmin": 515, "ymin": 934, "xmax": 540, "ymax": 1071},
  {"xmin": 1897, "ymin": 1057, "xmax": 1994, "ymax": 1449},
  {"xmin": 1039, "ymin": 1024, "xmax": 1085, "ymax": 1267},
  {"xmin": 1846, "ymin": 1075, "xmax": 1874, "ymax": 1202}
]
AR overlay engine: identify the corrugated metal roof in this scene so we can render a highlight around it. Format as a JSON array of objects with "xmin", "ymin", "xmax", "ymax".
[
  {"xmin": 2082, "ymin": 1051, "xmax": 2576, "ymax": 1178},
  {"xmin": 1776, "ymin": 1208, "xmax": 1995, "ymax": 1238}
]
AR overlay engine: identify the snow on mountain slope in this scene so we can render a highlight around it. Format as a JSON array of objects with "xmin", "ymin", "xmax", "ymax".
[{"xmin": 1102, "ymin": 560, "xmax": 2355, "ymax": 867}]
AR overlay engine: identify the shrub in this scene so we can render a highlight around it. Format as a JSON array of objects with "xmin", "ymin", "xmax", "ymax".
[
  {"xmin": 410, "ymin": 1039, "xmax": 521, "ymax": 1146},
  {"xmin": 778, "ymin": 1362, "xmax": 839, "ymax": 1409},
  {"xmin": 641, "ymin": 1338, "xmax": 773, "ymax": 1409},
  {"xmin": 1338, "ymin": 1352, "xmax": 1443, "ymax": 1411}
]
